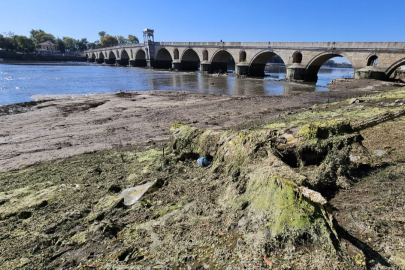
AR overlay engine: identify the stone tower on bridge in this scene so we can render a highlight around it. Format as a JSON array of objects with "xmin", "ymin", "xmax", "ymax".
[{"xmin": 143, "ymin": 28, "xmax": 155, "ymax": 68}]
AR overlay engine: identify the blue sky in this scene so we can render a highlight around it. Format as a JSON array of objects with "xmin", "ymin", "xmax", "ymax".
[{"xmin": 1, "ymin": 0, "xmax": 404, "ymax": 43}]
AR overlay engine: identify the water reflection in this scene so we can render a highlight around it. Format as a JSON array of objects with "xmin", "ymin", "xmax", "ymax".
[{"xmin": 0, "ymin": 63, "xmax": 353, "ymax": 105}]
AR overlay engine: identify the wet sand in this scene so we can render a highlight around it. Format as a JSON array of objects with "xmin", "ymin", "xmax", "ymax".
[{"xmin": 0, "ymin": 79, "xmax": 402, "ymax": 172}]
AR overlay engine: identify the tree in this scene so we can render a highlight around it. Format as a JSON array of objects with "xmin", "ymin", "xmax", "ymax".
[
  {"xmin": 101, "ymin": 35, "xmax": 118, "ymax": 48},
  {"xmin": 0, "ymin": 34, "xmax": 5, "ymax": 49},
  {"xmin": 4, "ymin": 31, "xmax": 15, "ymax": 38},
  {"xmin": 63, "ymin": 37, "xmax": 77, "ymax": 51},
  {"xmin": 116, "ymin": 35, "xmax": 127, "ymax": 45},
  {"xmin": 127, "ymin": 35, "xmax": 139, "ymax": 44},
  {"xmin": 55, "ymin": 38, "xmax": 66, "ymax": 53},
  {"xmin": 98, "ymin": 31, "xmax": 106, "ymax": 39},
  {"xmin": 77, "ymin": 38, "xmax": 88, "ymax": 51},
  {"xmin": 324, "ymin": 60, "xmax": 336, "ymax": 67},
  {"xmin": 30, "ymin": 29, "xmax": 55, "ymax": 46},
  {"xmin": 2, "ymin": 36, "xmax": 16, "ymax": 51},
  {"xmin": 87, "ymin": 40, "xmax": 101, "ymax": 50},
  {"xmin": 14, "ymin": 35, "xmax": 35, "ymax": 52},
  {"xmin": 0, "ymin": 32, "xmax": 17, "ymax": 51}
]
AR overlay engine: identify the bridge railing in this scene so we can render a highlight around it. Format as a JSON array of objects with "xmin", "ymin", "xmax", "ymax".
[
  {"xmin": 86, "ymin": 44, "xmax": 144, "ymax": 52},
  {"xmin": 85, "ymin": 42, "xmax": 405, "ymax": 54},
  {"xmin": 156, "ymin": 42, "xmax": 405, "ymax": 50}
]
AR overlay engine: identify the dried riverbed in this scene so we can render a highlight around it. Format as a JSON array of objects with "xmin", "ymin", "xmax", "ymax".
[{"xmin": 0, "ymin": 79, "xmax": 405, "ymax": 269}]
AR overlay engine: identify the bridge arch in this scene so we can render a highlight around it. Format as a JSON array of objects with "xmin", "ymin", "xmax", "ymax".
[
  {"xmin": 155, "ymin": 48, "xmax": 173, "ymax": 69},
  {"xmin": 305, "ymin": 52, "xmax": 354, "ymax": 82},
  {"xmin": 97, "ymin": 52, "xmax": 105, "ymax": 63},
  {"xmin": 87, "ymin": 53, "xmax": 96, "ymax": 62},
  {"xmin": 107, "ymin": 51, "xmax": 117, "ymax": 65},
  {"xmin": 239, "ymin": 50, "xmax": 247, "ymax": 62},
  {"xmin": 367, "ymin": 54, "xmax": 379, "ymax": 67},
  {"xmin": 118, "ymin": 49, "xmax": 129, "ymax": 66},
  {"xmin": 132, "ymin": 49, "xmax": 147, "ymax": 67},
  {"xmin": 211, "ymin": 50, "xmax": 235, "ymax": 73},
  {"xmin": 202, "ymin": 50, "xmax": 209, "ymax": 61},
  {"xmin": 292, "ymin": 51, "xmax": 303, "ymax": 64},
  {"xmin": 173, "ymin": 48, "xmax": 179, "ymax": 60},
  {"xmin": 180, "ymin": 49, "xmax": 200, "ymax": 71},
  {"xmin": 248, "ymin": 50, "xmax": 287, "ymax": 77},
  {"xmin": 385, "ymin": 58, "xmax": 405, "ymax": 78}
]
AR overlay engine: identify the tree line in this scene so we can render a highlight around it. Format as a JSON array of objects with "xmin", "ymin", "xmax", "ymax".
[{"xmin": 0, "ymin": 30, "xmax": 139, "ymax": 53}]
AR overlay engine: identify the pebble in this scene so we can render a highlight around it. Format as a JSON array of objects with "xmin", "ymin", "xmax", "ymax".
[{"xmin": 374, "ymin": 149, "xmax": 386, "ymax": 156}]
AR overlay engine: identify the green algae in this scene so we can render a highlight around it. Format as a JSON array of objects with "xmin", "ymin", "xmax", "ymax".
[
  {"xmin": 1, "ymin": 87, "xmax": 405, "ymax": 269},
  {"xmin": 298, "ymin": 120, "xmax": 352, "ymax": 140},
  {"xmin": 137, "ymin": 149, "xmax": 161, "ymax": 163}
]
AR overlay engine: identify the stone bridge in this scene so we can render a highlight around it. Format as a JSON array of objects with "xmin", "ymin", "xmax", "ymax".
[{"xmin": 85, "ymin": 34, "xmax": 405, "ymax": 82}]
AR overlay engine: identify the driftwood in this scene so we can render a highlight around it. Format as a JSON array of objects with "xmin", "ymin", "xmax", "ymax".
[
  {"xmin": 299, "ymin": 186, "xmax": 328, "ymax": 205},
  {"xmin": 352, "ymin": 109, "xmax": 405, "ymax": 131}
]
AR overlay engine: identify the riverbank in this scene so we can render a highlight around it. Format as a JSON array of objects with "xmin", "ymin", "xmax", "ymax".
[
  {"xmin": 0, "ymin": 79, "xmax": 401, "ymax": 172},
  {"xmin": 1, "ymin": 79, "xmax": 405, "ymax": 269},
  {"xmin": 0, "ymin": 51, "xmax": 86, "ymax": 62}
]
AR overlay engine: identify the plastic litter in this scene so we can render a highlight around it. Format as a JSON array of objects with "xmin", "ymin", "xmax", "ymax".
[
  {"xmin": 197, "ymin": 157, "xmax": 211, "ymax": 167},
  {"xmin": 120, "ymin": 182, "xmax": 154, "ymax": 206}
]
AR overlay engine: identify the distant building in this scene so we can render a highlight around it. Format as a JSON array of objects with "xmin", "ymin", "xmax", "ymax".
[{"xmin": 38, "ymin": 41, "xmax": 57, "ymax": 51}]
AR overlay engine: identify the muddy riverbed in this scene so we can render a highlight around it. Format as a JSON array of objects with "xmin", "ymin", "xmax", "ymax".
[
  {"xmin": 0, "ymin": 79, "xmax": 401, "ymax": 173},
  {"xmin": 1, "ymin": 79, "xmax": 405, "ymax": 269}
]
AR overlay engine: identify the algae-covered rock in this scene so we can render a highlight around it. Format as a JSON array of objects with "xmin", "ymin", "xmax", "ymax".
[{"xmin": 169, "ymin": 124, "xmax": 339, "ymax": 257}]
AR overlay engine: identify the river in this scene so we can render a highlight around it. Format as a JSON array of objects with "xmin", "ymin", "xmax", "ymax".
[{"xmin": 0, "ymin": 62, "xmax": 354, "ymax": 106}]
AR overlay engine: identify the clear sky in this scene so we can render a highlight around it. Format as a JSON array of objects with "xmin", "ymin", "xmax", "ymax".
[{"xmin": 1, "ymin": 0, "xmax": 404, "ymax": 43}]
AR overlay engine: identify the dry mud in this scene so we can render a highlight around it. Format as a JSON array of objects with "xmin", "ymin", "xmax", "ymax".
[{"xmin": 0, "ymin": 79, "xmax": 405, "ymax": 269}]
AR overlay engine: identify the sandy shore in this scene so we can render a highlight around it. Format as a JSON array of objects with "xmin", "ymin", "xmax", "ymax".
[{"xmin": 0, "ymin": 79, "xmax": 402, "ymax": 172}]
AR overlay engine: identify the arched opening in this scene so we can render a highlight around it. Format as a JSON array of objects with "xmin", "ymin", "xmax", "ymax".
[
  {"xmin": 211, "ymin": 50, "xmax": 235, "ymax": 73},
  {"xmin": 96, "ymin": 52, "xmax": 105, "ymax": 64},
  {"xmin": 181, "ymin": 49, "xmax": 200, "ymax": 71},
  {"xmin": 367, "ymin": 55, "xmax": 379, "ymax": 67},
  {"xmin": 386, "ymin": 58, "xmax": 405, "ymax": 82},
  {"xmin": 306, "ymin": 54, "xmax": 354, "ymax": 83},
  {"xmin": 155, "ymin": 48, "xmax": 172, "ymax": 69},
  {"xmin": 118, "ymin": 50, "xmax": 129, "ymax": 66},
  {"xmin": 106, "ymin": 51, "xmax": 116, "ymax": 65},
  {"xmin": 133, "ymin": 49, "xmax": 147, "ymax": 67},
  {"xmin": 292, "ymin": 51, "xmax": 302, "ymax": 64},
  {"xmin": 239, "ymin": 51, "xmax": 246, "ymax": 62},
  {"xmin": 250, "ymin": 51, "xmax": 286, "ymax": 77},
  {"xmin": 88, "ymin": 53, "xmax": 96, "ymax": 62},
  {"xmin": 202, "ymin": 50, "xmax": 208, "ymax": 61},
  {"xmin": 174, "ymin": 48, "xmax": 179, "ymax": 60}
]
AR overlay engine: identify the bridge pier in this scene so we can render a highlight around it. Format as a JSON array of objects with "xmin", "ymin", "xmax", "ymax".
[
  {"xmin": 236, "ymin": 63, "xmax": 249, "ymax": 76},
  {"xmin": 354, "ymin": 67, "xmax": 386, "ymax": 80},
  {"xmin": 146, "ymin": 59, "xmax": 155, "ymax": 68},
  {"xmin": 129, "ymin": 59, "xmax": 147, "ymax": 67},
  {"xmin": 95, "ymin": 58, "xmax": 103, "ymax": 64},
  {"xmin": 211, "ymin": 62, "xmax": 228, "ymax": 73},
  {"xmin": 249, "ymin": 64, "xmax": 266, "ymax": 77},
  {"xmin": 104, "ymin": 59, "xmax": 115, "ymax": 65},
  {"xmin": 172, "ymin": 60, "xmax": 182, "ymax": 71},
  {"xmin": 116, "ymin": 59, "xmax": 129, "ymax": 66},
  {"xmin": 200, "ymin": 62, "xmax": 211, "ymax": 73},
  {"xmin": 87, "ymin": 58, "xmax": 95, "ymax": 63},
  {"xmin": 286, "ymin": 66, "xmax": 306, "ymax": 81}
]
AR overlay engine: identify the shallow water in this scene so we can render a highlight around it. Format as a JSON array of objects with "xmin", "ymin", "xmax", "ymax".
[{"xmin": 0, "ymin": 62, "xmax": 353, "ymax": 105}]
